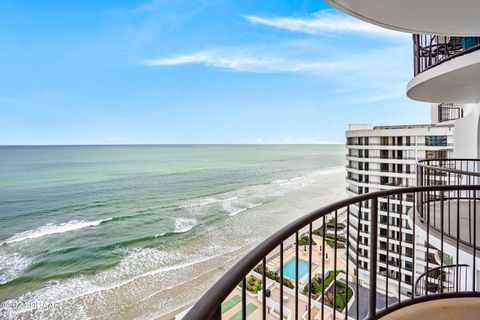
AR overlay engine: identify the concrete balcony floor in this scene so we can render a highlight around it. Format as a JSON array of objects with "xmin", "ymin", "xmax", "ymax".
[{"xmin": 380, "ymin": 297, "xmax": 480, "ymax": 320}]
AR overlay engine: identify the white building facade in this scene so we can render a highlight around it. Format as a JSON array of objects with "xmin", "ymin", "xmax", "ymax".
[{"xmin": 346, "ymin": 112, "xmax": 454, "ymax": 298}]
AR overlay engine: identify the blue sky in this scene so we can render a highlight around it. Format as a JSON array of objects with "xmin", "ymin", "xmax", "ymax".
[{"xmin": 0, "ymin": 0, "xmax": 430, "ymax": 145}]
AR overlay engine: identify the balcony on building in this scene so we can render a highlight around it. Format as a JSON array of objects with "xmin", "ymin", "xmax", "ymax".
[
  {"xmin": 413, "ymin": 159, "xmax": 480, "ymax": 261},
  {"xmin": 407, "ymin": 35, "xmax": 480, "ymax": 103},
  {"xmin": 324, "ymin": 0, "xmax": 480, "ymax": 36}
]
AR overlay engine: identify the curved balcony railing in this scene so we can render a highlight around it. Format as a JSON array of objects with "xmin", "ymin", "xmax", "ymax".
[
  {"xmin": 415, "ymin": 158, "xmax": 480, "ymax": 260},
  {"xmin": 183, "ymin": 185, "xmax": 480, "ymax": 320},
  {"xmin": 415, "ymin": 264, "xmax": 469, "ymax": 297},
  {"xmin": 417, "ymin": 159, "xmax": 480, "ymax": 187},
  {"xmin": 413, "ymin": 34, "xmax": 480, "ymax": 76}
]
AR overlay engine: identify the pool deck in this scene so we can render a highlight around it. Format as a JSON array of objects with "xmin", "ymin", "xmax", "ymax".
[{"xmin": 266, "ymin": 234, "xmax": 348, "ymax": 281}]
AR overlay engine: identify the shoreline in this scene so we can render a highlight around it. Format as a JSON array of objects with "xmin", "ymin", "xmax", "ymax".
[
  {"xmin": 156, "ymin": 303, "xmax": 193, "ymax": 320},
  {"xmin": 163, "ymin": 208, "xmax": 343, "ymax": 320},
  {"xmin": 0, "ymin": 150, "xmax": 346, "ymax": 320}
]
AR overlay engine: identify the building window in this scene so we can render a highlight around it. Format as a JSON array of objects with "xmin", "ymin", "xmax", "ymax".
[
  {"xmin": 405, "ymin": 234, "xmax": 413, "ymax": 244},
  {"xmin": 426, "ymin": 150, "xmax": 448, "ymax": 159},
  {"xmin": 405, "ymin": 248, "xmax": 413, "ymax": 258},
  {"xmin": 405, "ymin": 274, "xmax": 412, "ymax": 285},
  {"xmin": 380, "ymin": 202, "xmax": 388, "ymax": 211},
  {"xmin": 363, "ymin": 211, "xmax": 369, "ymax": 220},
  {"xmin": 425, "ymin": 135, "xmax": 447, "ymax": 146}
]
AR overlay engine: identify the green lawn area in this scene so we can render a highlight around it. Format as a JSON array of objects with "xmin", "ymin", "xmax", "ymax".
[
  {"xmin": 327, "ymin": 280, "xmax": 353, "ymax": 310},
  {"xmin": 228, "ymin": 303, "xmax": 257, "ymax": 320},
  {"xmin": 222, "ymin": 294, "xmax": 241, "ymax": 314},
  {"xmin": 303, "ymin": 270, "xmax": 345, "ymax": 297}
]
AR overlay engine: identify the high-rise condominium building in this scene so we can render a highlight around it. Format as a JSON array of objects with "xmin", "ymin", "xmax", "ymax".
[{"xmin": 345, "ymin": 105, "xmax": 455, "ymax": 298}]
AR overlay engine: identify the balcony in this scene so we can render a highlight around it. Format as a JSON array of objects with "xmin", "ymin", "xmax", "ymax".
[
  {"xmin": 415, "ymin": 159, "xmax": 480, "ymax": 258},
  {"xmin": 183, "ymin": 184, "xmax": 480, "ymax": 320},
  {"xmin": 407, "ymin": 34, "xmax": 480, "ymax": 103},
  {"xmin": 437, "ymin": 103, "xmax": 464, "ymax": 123},
  {"xmin": 324, "ymin": 0, "xmax": 480, "ymax": 36},
  {"xmin": 413, "ymin": 35, "xmax": 480, "ymax": 76},
  {"xmin": 415, "ymin": 264, "xmax": 469, "ymax": 296}
]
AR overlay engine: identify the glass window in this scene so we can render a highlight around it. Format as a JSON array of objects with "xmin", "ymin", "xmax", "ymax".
[
  {"xmin": 405, "ymin": 261, "xmax": 413, "ymax": 271},
  {"xmin": 426, "ymin": 150, "xmax": 448, "ymax": 159},
  {"xmin": 425, "ymin": 135, "xmax": 447, "ymax": 146}
]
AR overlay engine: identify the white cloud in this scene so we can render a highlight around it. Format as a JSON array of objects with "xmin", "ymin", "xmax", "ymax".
[
  {"xmin": 143, "ymin": 9, "xmax": 414, "ymax": 104},
  {"xmin": 144, "ymin": 50, "xmax": 350, "ymax": 74},
  {"xmin": 244, "ymin": 10, "xmax": 407, "ymax": 38}
]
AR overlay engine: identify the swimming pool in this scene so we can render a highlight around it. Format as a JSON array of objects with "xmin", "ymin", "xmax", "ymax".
[{"xmin": 277, "ymin": 258, "xmax": 312, "ymax": 280}]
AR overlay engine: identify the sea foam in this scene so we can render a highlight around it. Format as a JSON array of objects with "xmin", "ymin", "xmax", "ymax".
[
  {"xmin": 182, "ymin": 166, "xmax": 344, "ymax": 219},
  {"xmin": 0, "ymin": 252, "xmax": 32, "ymax": 284},
  {"xmin": 2, "ymin": 218, "xmax": 110, "ymax": 245},
  {"xmin": 173, "ymin": 218, "xmax": 197, "ymax": 233},
  {"xmin": 228, "ymin": 202, "xmax": 264, "ymax": 216}
]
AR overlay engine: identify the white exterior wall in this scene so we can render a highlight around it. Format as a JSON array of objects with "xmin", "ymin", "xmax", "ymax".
[{"xmin": 453, "ymin": 103, "xmax": 480, "ymax": 158}]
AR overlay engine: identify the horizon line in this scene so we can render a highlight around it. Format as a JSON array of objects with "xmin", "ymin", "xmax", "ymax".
[{"xmin": 0, "ymin": 143, "xmax": 345, "ymax": 147}]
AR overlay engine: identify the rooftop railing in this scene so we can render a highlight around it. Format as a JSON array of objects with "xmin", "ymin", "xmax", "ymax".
[
  {"xmin": 183, "ymin": 185, "xmax": 480, "ymax": 320},
  {"xmin": 413, "ymin": 34, "xmax": 480, "ymax": 76}
]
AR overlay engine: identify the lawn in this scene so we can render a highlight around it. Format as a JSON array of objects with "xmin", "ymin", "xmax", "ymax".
[{"xmin": 303, "ymin": 270, "xmax": 345, "ymax": 298}]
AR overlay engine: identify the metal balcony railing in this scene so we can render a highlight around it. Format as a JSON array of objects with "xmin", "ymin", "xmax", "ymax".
[
  {"xmin": 438, "ymin": 104, "xmax": 464, "ymax": 123},
  {"xmin": 416, "ymin": 159, "xmax": 480, "ymax": 263},
  {"xmin": 183, "ymin": 185, "xmax": 480, "ymax": 320},
  {"xmin": 415, "ymin": 264, "xmax": 469, "ymax": 296},
  {"xmin": 413, "ymin": 34, "xmax": 480, "ymax": 75},
  {"xmin": 417, "ymin": 159, "xmax": 480, "ymax": 188}
]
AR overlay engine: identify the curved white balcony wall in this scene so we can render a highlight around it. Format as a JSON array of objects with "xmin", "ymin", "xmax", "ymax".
[
  {"xmin": 452, "ymin": 104, "xmax": 480, "ymax": 158},
  {"xmin": 407, "ymin": 50, "xmax": 480, "ymax": 104},
  {"xmin": 325, "ymin": 0, "xmax": 480, "ymax": 36}
]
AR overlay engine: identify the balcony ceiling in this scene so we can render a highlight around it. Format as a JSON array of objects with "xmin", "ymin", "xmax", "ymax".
[
  {"xmin": 407, "ymin": 50, "xmax": 480, "ymax": 104},
  {"xmin": 325, "ymin": 0, "xmax": 480, "ymax": 36}
]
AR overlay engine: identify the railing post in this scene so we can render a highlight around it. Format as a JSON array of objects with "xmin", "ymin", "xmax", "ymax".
[{"xmin": 368, "ymin": 197, "xmax": 379, "ymax": 319}]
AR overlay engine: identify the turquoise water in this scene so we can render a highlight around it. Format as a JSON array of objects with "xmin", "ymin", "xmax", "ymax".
[
  {"xmin": 278, "ymin": 258, "xmax": 311, "ymax": 279},
  {"xmin": 0, "ymin": 145, "xmax": 345, "ymax": 319}
]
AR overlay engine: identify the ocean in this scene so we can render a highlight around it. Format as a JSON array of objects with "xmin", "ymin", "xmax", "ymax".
[{"xmin": 0, "ymin": 145, "xmax": 346, "ymax": 319}]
